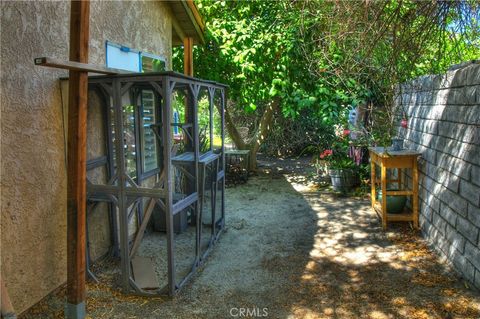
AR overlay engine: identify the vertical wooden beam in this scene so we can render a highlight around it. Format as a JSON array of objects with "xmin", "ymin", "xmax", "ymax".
[
  {"xmin": 398, "ymin": 168, "xmax": 402, "ymax": 189},
  {"xmin": 413, "ymin": 157, "xmax": 419, "ymax": 229},
  {"xmin": 183, "ymin": 36, "xmax": 194, "ymax": 146},
  {"xmin": 380, "ymin": 160, "xmax": 387, "ymax": 230},
  {"xmin": 66, "ymin": 1, "xmax": 90, "ymax": 318},
  {"xmin": 183, "ymin": 37, "xmax": 194, "ymax": 77},
  {"xmin": 370, "ymin": 154, "xmax": 376, "ymax": 208},
  {"xmin": 0, "ymin": 277, "xmax": 16, "ymax": 318}
]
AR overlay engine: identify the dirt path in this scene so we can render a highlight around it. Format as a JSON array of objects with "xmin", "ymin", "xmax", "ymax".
[{"xmin": 23, "ymin": 157, "xmax": 480, "ymax": 318}]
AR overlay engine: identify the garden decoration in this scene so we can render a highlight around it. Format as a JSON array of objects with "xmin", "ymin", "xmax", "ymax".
[
  {"xmin": 391, "ymin": 138, "xmax": 404, "ymax": 151},
  {"xmin": 391, "ymin": 116, "xmax": 409, "ymax": 151}
]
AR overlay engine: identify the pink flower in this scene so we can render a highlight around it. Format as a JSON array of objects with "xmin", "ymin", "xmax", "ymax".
[
  {"xmin": 321, "ymin": 149, "xmax": 333, "ymax": 158},
  {"xmin": 343, "ymin": 129, "xmax": 350, "ymax": 136},
  {"xmin": 401, "ymin": 119, "xmax": 408, "ymax": 128}
]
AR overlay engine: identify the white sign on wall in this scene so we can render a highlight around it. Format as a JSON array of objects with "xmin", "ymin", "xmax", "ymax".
[{"xmin": 106, "ymin": 41, "xmax": 141, "ymax": 72}]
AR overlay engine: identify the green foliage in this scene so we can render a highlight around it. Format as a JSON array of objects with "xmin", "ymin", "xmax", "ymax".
[
  {"xmin": 263, "ymin": 111, "xmax": 336, "ymax": 157},
  {"xmin": 175, "ymin": 1, "xmax": 290, "ymax": 106},
  {"xmin": 298, "ymin": 0, "xmax": 479, "ymax": 141},
  {"xmin": 174, "ymin": 0, "xmax": 479, "ymax": 155},
  {"xmin": 173, "ymin": 0, "xmax": 363, "ymax": 127},
  {"xmin": 317, "ymin": 127, "xmax": 354, "ymax": 169}
]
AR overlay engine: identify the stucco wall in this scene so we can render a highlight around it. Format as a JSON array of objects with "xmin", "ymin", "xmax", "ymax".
[
  {"xmin": 0, "ymin": 0, "xmax": 172, "ymax": 313},
  {"xmin": 86, "ymin": 90, "xmax": 111, "ymax": 261}
]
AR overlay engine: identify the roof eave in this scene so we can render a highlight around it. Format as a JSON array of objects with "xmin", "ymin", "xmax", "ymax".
[{"xmin": 168, "ymin": 0, "xmax": 205, "ymax": 46}]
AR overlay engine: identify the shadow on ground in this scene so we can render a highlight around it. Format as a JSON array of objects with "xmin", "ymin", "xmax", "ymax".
[{"xmin": 21, "ymin": 157, "xmax": 479, "ymax": 319}]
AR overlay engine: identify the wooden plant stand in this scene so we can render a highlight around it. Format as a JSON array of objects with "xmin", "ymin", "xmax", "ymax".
[{"xmin": 369, "ymin": 147, "xmax": 421, "ymax": 230}]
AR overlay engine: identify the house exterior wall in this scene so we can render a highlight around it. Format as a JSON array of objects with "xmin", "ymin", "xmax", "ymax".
[
  {"xmin": 85, "ymin": 90, "xmax": 111, "ymax": 261},
  {"xmin": 0, "ymin": 0, "xmax": 172, "ymax": 313},
  {"xmin": 394, "ymin": 62, "xmax": 480, "ymax": 290}
]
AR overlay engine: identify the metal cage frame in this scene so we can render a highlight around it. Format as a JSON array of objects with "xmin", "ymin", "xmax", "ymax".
[{"xmin": 85, "ymin": 71, "xmax": 227, "ymax": 296}]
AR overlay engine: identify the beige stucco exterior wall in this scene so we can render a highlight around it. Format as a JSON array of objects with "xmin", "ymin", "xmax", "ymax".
[
  {"xmin": 0, "ymin": 1, "xmax": 172, "ymax": 314},
  {"xmin": 85, "ymin": 90, "xmax": 111, "ymax": 261}
]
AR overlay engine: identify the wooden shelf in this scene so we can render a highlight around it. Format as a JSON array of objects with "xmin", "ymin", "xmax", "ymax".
[
  {"xmin": 373, "ymin": 203, "xmax": 415, "ymax": 222},
  {"xmin": 172, "ymin": 151, "xmax": 220, "ymax": 165},
  {"xmin": 369, "ymin": 148, "xmax": 420, "ymax": 230},
  {"xmin": 225, "ymin": 149, "xmax": 250, "ymax": 155},
  {"xmin": 385, "ymin": 190, "xmax": 413, "ymax": 196}
]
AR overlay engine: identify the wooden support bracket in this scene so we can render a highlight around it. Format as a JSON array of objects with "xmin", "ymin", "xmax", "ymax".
[{"xmin": 34, "ymin": 57, "xmax": 131, "ymax": 75}]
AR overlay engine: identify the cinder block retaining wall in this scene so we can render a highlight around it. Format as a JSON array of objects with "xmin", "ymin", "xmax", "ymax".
[{"xmin": 394, "ymin": 62, "xmax": 480, "ymax": 289}]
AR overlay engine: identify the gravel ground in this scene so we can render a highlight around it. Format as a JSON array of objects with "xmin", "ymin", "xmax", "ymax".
[{"xmin": 21, "ymin": 156, "xmax": 480, "ymax": 319}]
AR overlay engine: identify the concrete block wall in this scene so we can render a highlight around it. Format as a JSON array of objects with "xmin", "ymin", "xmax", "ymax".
[{"xmin": 394, "ymin": 62, "xmax": 480, "ymax": 289}]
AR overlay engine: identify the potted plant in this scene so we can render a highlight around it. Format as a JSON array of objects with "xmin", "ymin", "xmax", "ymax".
[
  {"xmin": 319, "ymin": 126, "xmax": 360, "ymax": 192},
  {"xmin": 320, "ymin": 149, "xmax": 360, "ymax": 192}
]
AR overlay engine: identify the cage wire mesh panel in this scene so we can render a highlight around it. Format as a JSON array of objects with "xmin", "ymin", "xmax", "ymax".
[{"xmin": 85, "ymin": 72, "xmax": 226, "ymax": 296}]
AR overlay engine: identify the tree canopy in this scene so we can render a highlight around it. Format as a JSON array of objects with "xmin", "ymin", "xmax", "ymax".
[{"xmin": 173, "ymin": 0, "xmax": 479, "ymax": 166}]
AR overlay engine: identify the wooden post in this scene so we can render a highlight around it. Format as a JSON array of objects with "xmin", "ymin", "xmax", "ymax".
[
  {"xmin": 183, "ymin": 37, "xmax": 194, "ymax": 154},
  {"xmin": 371, "ymin": 155, "xmax": 376, "ymax": 208},
  {"xmin": 413, "ymin": 158, "xmax": 419, "ymax": 228},
  {"xmin": 380, "ymin": 161, "xmax": 387, "ymax": 230},
  {"xmin": 66, "ymin": 1, "xmax": 90, "ymax": 318},
  {"xmin": 1, "ymin": 277, "xmax": 16, "ymax": 319},
  {"xmin": 183, "ymin": 36, "xmax": 194, "ymax": 132},
  {"xmin": 398, "ymin": 168, "xmax": 402, "ymax": 189},
  {"xmin": 183, "ymin": 37, "xmax": 194, "ymax": 77}
]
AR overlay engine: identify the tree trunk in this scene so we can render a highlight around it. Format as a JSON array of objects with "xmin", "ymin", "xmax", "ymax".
[
  {"xmin": 223, "ymin": 98, "xmax": 280, "ymax": 171},
  {"xmin": 247, "ymin": 97, "xmax": 280, "ymax": 170},
  {"xmin": 224, "ymin": 104, "xmax": 246, "ymax": 150}
]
